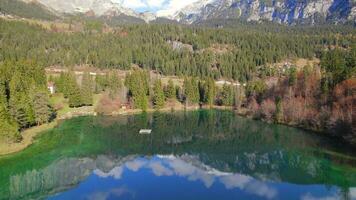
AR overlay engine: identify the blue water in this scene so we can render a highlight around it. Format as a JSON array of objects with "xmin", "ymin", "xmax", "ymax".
[
  {"xmin": 0, "ymin": 110, "xmax": 355, "ymax": 200},
  {"xmin": 48, "ymin": 156, "xmax": 352, "ymax": 200}
]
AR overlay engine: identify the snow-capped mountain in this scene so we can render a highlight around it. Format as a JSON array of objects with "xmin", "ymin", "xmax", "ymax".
[
  {"xmin": 16, "ymin": 0, "xmax": 355, "ymax": 25},
  {"xmin": 21, "ymin": 0, "xmax": 156, "ymax": 22},
  {"xmin": 172, "ymin": 0, "xmax": 356, "ymax": 25}
]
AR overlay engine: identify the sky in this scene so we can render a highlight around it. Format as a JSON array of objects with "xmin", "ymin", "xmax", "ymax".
[{"xmin": 114, "ymin": 0, "xmax": 201, "ymax": 16}]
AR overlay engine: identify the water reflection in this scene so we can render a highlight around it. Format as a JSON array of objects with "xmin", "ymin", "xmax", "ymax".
[
  {"xmin": 7, "ymin": 154, "xmax": 356, "ymax": 200},
  {"xmin": 1, "ymin": 110, "xmax": 356, "ymax": 200}
]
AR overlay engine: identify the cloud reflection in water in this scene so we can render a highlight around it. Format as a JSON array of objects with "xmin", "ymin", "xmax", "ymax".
[{"xmin": 94, "ymin": 155, "xmax": 278, "ymax": 199}]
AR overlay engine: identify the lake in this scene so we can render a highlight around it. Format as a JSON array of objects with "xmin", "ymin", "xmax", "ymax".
[{"xmin": 0, "ymin": 110, "xmax": 355, "ymax": 200}]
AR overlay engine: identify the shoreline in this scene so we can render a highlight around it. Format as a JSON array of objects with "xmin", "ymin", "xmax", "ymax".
[
  {"xmin": 0, "ymin": 105, "xmax": 353, "ymax": 156},
  {"xmin": 0, "ymin": 105, "xmax": 201, "ymax": 156},
  {"xmin": 0, "ymin": 122, "xmax": 57, "ymax": 156}
]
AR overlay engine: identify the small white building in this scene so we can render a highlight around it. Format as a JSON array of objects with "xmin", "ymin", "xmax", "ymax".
[{"xmin": 47, "ymin": 82, "xmax": 55, "ymax": 94}]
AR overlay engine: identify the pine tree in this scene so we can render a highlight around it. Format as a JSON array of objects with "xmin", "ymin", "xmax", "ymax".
[
  {"xmin": 288, "ymin": 67, "xmax": 297, "ymax": 86},
  {"xmin": 107, "ymin": 71, "xmax": 122, "ymax": 99},
  {"xmin": 165, "ymin": 79, "xmax": 175, "ymax": 100},
  {"xmin": 125, "ymin": 70, "xmax": 149, "ymax": 111},
  {"xmin": 81, "ymin": 72, "xmax": 94, "ymax": 106},
  {"xmin": 183, "ymin": 77, "xmax": 200, "ymax": 105},
  {"xmin": 153, "ymin": 79, "xmax": 165, "ymax": 109},
  {"xmin": 8, "ymin": 72, "xmax": 33, "ymax": 129},
  {"xmin": 0, "ymin": 82, "xmax": 8, "ymax": 122},
  {"xmin": 33, "ymin": 91, "xmax": 51, "ymax": 125},
  {"xmin": 203, "ymin": 78, "xmax": 217, "ymax": 107},
  {"xmin": 0, "ymin": 83, "xmax": 20, "ymax": 142},
  {"xmin": 221, "ymin": 84, "xmax": 234, "ymax": 106},
  {"xmin": 56, "ymin": 72, "xmax": 70, "ymax": 98},
  {"xmin": 68, "ymin": 73, "xmax": 82, "ymax": 108},
  {"xmin": 191, "ymin": 78, "xmax": 200, "ymax": 104}
]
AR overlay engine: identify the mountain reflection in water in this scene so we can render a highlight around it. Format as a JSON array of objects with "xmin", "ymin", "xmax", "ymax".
[{"xmin": 0, "ymin": 110, "xmax": 355, "ymax": 200}]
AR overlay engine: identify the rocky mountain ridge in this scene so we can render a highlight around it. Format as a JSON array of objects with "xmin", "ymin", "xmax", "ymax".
[
  {"xmin": 14, "ymin": 0, "xmax": 356, "ymax": 25},
  {"xmin": 172, "ymin": 0, "xmax": 356, "ymax": 25}
]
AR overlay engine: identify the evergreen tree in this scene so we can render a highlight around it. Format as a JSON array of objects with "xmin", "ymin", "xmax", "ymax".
[
  {"xmin": 107, "ymin": 71, "xmax": 122, "ymax": 99},
  {"xmin": 33, "ymin": 91, "xmax": 51, "ymax": 125},
  {"xmin": 288, "ymin": 67, "xmax": 297, "ymax": 86},
  {"xmin": 125, "ymin": 70, "xmax": 149, "ymax": 111},
  {"xmin": 183, "ymin": 77, "xmax": 200, "ymax": 105},
  {"xmin": 165, "ymin": 79, "xmax": 175, "ymax": 100},
  {"xmin": 203, "ymin": 78, "xmax": 217, "ymax": 107},
  {"xmin": 81, "ymin": 72, "xmax": 94, "ymax": 106},
  {"xmin": 153, "ymin": 79, "xmax": 165, "ymax": 109},
  {"xmin": 8, "ymin": 72, "xmax": 34, "ymax": 129},
  {"xmin": 68, "ymin": 73, "xmax": 82, "ymax": 108},
  {"xmin": 56, "ymin": 72, "xmax": 70, "ymax": 98},
  {"xmin": 221, "ymin": 84, "xmax": 235, "ymax": 106},
  {"xmin": 0, "ymin": 83, "xmax": 20, "ymax": 142}
]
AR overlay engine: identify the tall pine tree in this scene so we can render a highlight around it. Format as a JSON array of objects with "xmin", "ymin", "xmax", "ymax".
[
  {"xmin": 203, "ymin": 78, "xmax": 217, "ymax": 107},
  {"xmin": 81, "ymin": 72, "xmax": 94, "ymax": 106},
  {"xmin": 165, "ymin": 79, "xmax": 176, "ymax": 100},
  {"xmin": 0, "ymin": 82, "xmax": 20, "ymax": 142},
  {"xmin": 33, "ymin": 91, "xmax": 51, "ymax": 125},
  {"xmin": 68, "ymin": 72, "xmax": 82, "ymax": 108},
  {"xmin": 153, "ymin": 79, "xmax": 165, "ymax": 109},
  {"xmin": 221, "ymin": 84, "xmax": 235, "ymax": 106},
  {"xmin": 125, "ymin": 70, "xmax": 149, "ymax": 111}
]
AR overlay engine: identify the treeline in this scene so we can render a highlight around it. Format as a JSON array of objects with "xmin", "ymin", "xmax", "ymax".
[
  {"xmin": 54, "ymin": 72, "xmax": 95, "ymax": 107},
  {"xmin": 51, "ymin": 69, "xmax": 241, "ymax": 113},
  {"xmin": 0, "ymin": 60, "xmax": 53, "ymax": 142},
  {"xmin": 246, "ymin": 49, "xmax": 355, "ymax": 144},
  {"xmin": 1, "ymin": 19, "xmax": 354, "ymax": 82}
]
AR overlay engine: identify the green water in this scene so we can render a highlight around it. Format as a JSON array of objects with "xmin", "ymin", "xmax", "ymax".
[{"xmin": 0, "ymin": 110, "xmax": 355, "ymax": 200}]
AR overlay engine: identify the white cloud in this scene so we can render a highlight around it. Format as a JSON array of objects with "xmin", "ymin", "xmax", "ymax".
[
  {"xmin": 148, "ymin": 161, "xmax": 174, "ymax": 176},
  {"xmin": 93, "ymin": 166, "xmax": 124, "ymax": 179},
  {"xmin": 156, "ymin": 0, "xmax": 201, "ymax": 17},
  {"xmin": 85, "ymin": 186, "xmax": 135, "ymax": 200},
  {"xmin": 115, "ymin": 0, "xmax": 201, "ymax": 15},
  {"xmin": 92, "ymin": 155, "xmax": 279, "ymax": 199},
  {"xmin": 146, "ymin": 0, "xmax": 166, "ymax": 8},
  {"xmin": 121, "ymin": 0, "xmax": 146, "ymax": 9},
  {"xmin": 125, "ymin": 159, "xmax": 146, "ymax": 172}
]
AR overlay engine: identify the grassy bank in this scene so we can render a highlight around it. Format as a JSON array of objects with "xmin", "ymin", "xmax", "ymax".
[
  {"xmin": 0, "ymin": 122, "xmax": 57, "ymax": 156},
  {"xmin": 0, "ymin": 95, "xmax": 201, "ymax": 156}
]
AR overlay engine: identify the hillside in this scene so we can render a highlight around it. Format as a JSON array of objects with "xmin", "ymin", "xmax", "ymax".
[
  {"xmin": 1, "ymin": 0, "xmax": 355, "ymax": 25},
  {"xmin": 171, "ymin": 0, "xmax": 356, "ymax": 25},
  {"xmin": 0, "ymin": 0, "xmax": 57, "ymax": 20}
]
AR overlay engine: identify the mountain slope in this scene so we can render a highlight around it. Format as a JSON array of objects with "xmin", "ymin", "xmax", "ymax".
[
  {"xmin": 172, "ymin": 0, "xmax": 356, "ymax": 25},
  {"xmin": 0, "ymin": 0, "xmax": 58, "ymax": 20},
  {"xmin": 3, "ymin": 0, "xmax": 355, "ymax": 25},
  {"xmin": 20, "ymin": 0, "xmax": 156, "ymax": 22}
]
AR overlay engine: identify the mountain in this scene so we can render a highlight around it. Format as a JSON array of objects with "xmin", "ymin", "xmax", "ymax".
[
  {"xmin": 0, "ymin": 0, "xmax": 58, "ymax": 20},
  {"xmin": 3, "ymin": 0, "xmax": 355, "ymax": 25},
  {"xmin": 17, "ymin": 0, "xmax": 156, "ymax": 22},
  {"xmin": 170, "ymin": 0, "xmax": 356, "ymax": 25}
]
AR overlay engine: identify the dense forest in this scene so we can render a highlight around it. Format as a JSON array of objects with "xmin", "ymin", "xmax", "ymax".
[
  {"xmin": 0, "ymin": 19, "xmax": 354, "ymax": 82},
  {"xmin": 0, "ymin": 19, "xmax": 355, "ymax": 145}
]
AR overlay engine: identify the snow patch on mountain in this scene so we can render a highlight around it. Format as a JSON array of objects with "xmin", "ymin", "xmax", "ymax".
[{"xmin": 21, "ymin": 0, "xmax": 156, "ymax": 22}]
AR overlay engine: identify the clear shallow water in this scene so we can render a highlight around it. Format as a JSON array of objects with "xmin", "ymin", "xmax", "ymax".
[{"xmin": 0, "ymin": 110, "xmax": 355, "ymax": 200}]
